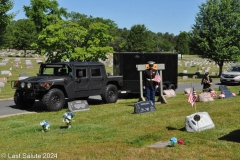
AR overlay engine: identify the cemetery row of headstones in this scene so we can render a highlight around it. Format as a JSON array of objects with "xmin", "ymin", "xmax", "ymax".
[
  {"xmin": 0, "ymin": 55, "xmax": 44, "ymax": 93},
  {"xmin": 179, "ymin": 58, "xmax": 240, "ymax": 79},
  {"xmin": 0, "ymin": 50, "xmax": 41, "ymax": 58}
]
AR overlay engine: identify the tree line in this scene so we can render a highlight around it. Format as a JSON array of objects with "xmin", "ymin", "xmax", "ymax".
[
  {"xmin": 2, "ymin": 0, "xmax": 240, "ymax": 76},
  {"xmin": 0, "ymin": 0, "xmax": 181, "ymax": 63}
]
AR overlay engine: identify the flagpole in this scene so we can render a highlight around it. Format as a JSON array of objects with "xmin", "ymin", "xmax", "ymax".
[
  {"xmin": 192, "ymin": 82, "xmax": 197, "ymax": 113},
  {"xmin": 194, "ymin": 101, "xmax": 197, "ymax": 113}
]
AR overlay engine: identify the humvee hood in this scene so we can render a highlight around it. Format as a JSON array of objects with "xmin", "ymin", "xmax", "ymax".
[{"xmin": 19, "ymin": 76, "xmax": 65, "ymax": 83}]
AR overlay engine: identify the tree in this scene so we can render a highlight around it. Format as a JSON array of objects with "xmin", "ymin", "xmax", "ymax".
[
  {"xmin": 126, "ymin": 24, "xmax": 154, "ymax": 52},
  {"xmin": 12, "ymin": 19, "xmax": 37, "ymax": 55},
  {"xmin": 24, "ymin": 0, "xmax": 67, "ymax": 34},
  {"xmin": 68, "ymin": 12, "xmax": 120, "ymax": 51},
  {"xmin": 2, "ymin": 20, "xmax": 15, "ymax": 50},
  {"xmin": 175, "ymin": 31, "xmax": 190, "ymax": 59},
  {"xmin": 0, "ymin": 0, "xmax": 14, "ymax": 46},
  {"xmin": 192, "ymin": 0, "xmax": 240, "ymax": 76},
  {"xmin": 36, "ymin": 19, "xmax": 113, "ymax": 62}
]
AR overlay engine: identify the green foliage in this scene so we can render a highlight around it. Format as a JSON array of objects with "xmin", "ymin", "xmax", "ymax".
[
  {"xmin": 192, "ymin": 0, "xmax": 240, "ymax": 76},
  {"xmin": 175, "ymin": 31, "xmax": 190, "ymax": 55},
  {"xmin": 36, "ymin": 19, "xmax": 88, "ymax": 62},
  {"xmin": 0, "ymin": 0, "xmax": 14, "ymax": 46},
  {"xmin": 127, "ymin": 24, "xmax": 155, "ymax": 52},
  {"xmin": 12, "ymin": 19, "xmax": 37, "ymax": 53},
  {"xmin": 2, "ymin": 21, "xmax": 15, "ymax": 49},
  {"xmin": 36, "ymin": 19, "xmax": 113, "ymax": 62},
  {"xmin": 24, "ymin": 0, "xmax": 67, "ymax": 33}
]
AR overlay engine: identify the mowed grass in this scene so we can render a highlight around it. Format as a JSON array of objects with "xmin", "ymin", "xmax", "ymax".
[{"xmin": 1, "ymin": 55, "xmax": 240, "ymax": 159}]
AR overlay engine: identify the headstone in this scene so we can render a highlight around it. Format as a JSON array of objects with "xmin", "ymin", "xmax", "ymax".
[
  {"xmin": 219, "ymin": 85, "xmax": 228, "ymax": 91},
  {"xmin": 184, "ymin": 88, "xmax": 191, "ymax": 94},
  {"xmin": 134, "ymin": 101, "xmax": 156, "ymax": 114},
  {"xmin": 0, "ymin": 82, "xmax": 5, "ymax": 88},
  {"xmin": 192, "ymin": 75, "xmax": 198, "ymax": 79},
  {"xmin": 163, "ymin": 89, "xmax": 176, "ymax": 98},
  {"xmin": 19, "ymin": 73, "xmax": 29, "ymax": 77},
  {"xmin": 0, "ymin": 78, "xmax": 7, "ymax": 83},
  {"xmin": 0, "ymin": 63, "xmax": 6, "ymax": 66},
  {"xmin": 26, "ymin": 62, "xmax": 32, "ymax": 65},
  {"xmin": 1, "ymin": 70, "xmax": 10, "ymax": 75},
  {"xmin": 2, "ymin": 60, "xmax": 8, "ymax": 63},
  {"xmin": 26, "ymin": 65, "xmax": 33, "ymax": 69},
  {"xmin": 185, "ymin": 112, "xmax": 215, "ymax": 132},
  {"xmin": 198, "ymin": 92, "xmax": 214, "ymax": 102},
  {"xmin": 211, "ymin": 72, "xmax": 216, "ymax": 76},
  {"xmin": 36, "ymin": 60, "xmax": 43, "ymax": 64},
  {"xmin": 68, "ymin": 100, "xmax": 90, "ymax": 112},
  {"xmin": 182, "ymin": 76, "xmax": 188, "ymax": 80},
  {"xmin": 221, "ymin": 90, "xmax": 233, "ymax": 98}
]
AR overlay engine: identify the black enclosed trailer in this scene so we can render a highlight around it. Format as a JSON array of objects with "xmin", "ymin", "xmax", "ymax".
[{"xmin": 113, "ymin": 52, "xmax": 178, "ymax": 94}]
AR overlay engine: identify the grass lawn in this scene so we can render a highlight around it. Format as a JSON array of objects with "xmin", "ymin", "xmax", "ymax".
[{"xmin": 0, "ymin": 55, "xmax": 240, "ymax": 159}]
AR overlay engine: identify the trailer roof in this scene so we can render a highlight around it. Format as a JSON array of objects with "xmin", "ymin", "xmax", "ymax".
[{"xmin": 43, "ymin": 61, "xmax": 104, "ymax": 66}]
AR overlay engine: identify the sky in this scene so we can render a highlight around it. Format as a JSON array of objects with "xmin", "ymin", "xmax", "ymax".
[{"xmin": 9, "ymin": 0, "xmax": 206, "ymax": 35}]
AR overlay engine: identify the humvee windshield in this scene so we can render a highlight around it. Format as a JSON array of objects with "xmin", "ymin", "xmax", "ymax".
[{"xmin": 39, "ymin": 64, "xmax": 72, "ymax": 76}]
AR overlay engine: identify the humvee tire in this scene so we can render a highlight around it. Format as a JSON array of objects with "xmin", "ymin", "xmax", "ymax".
[
  {"xmin": 42, "ymin": 88, "xmax": 65, "ymax": 111},
  {"xmin": 14, "ymin": 90, "xmax": 35, "ymax": 109},
  {"xmin": 102, "ymin": 84, "xmax": 119, "ymax": 103}
]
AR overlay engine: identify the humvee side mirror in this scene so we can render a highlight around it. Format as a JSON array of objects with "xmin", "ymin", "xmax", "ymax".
[{"xmin": 78, "ymin": 71, "xmax": 83, "ymax": 78}]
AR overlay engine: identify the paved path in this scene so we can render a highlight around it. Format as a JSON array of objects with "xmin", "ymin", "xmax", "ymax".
[{"xmin": 0, "ymin": 82, "xmax": 222, "ymax": 118}]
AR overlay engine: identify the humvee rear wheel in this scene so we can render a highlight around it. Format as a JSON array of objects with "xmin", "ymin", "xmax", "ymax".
[
  {"xmin": 14, "ymin": 90, "xmax": 35, "ymax": 109},
  {"xmin": 102, "ymin": 84, "xmax": 119, "ymax": 103},
  {"xmin": 42, "ymin": 88, "xmax": 65, "ymax": 111}
]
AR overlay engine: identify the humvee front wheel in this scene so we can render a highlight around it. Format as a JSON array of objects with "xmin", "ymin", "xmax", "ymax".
[
  {"xmin": 102, "ymin": 84, "xmax": 119, "ymax": 103},
  {"xmin": 42, "ymin": 88, "xmax": 65, "ymax": 111},
  {"xmin": 14, "ymin": 90, "xmax": 35, "ymax": 109}
]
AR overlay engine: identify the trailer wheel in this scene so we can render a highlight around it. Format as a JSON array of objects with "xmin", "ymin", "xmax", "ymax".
[
  {"xmin": 168, "ymin": 84, "xmax": 175, "ymax": 90},
  {"xmin": 163, "ymin": 85, "xmax": 167, "ymax": 91},
  {"xmin": 102, "ymin": 84, "xmax": 119, "ymax": 103},
  {"xmin": 42, "ymin": 88, "xmax": 65, "ymax": 111},
  {"xmin": 14, "ymin": 90, "xmax": 35, "ymax": 109}
]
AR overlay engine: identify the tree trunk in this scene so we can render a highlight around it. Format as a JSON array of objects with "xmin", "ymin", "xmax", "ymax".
[
  {"xmin": 217, "ymin": 60, "xmax": 224, "ymax": 77},
  {"xmin": 24, "ymin": 50, "xmax": 26, "ymax": 57}
]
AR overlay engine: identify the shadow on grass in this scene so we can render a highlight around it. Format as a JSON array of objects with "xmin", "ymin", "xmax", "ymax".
[
  {"xmin": 166, "ymin": 126, "xmax": 186, "ymax": 132},
  {"xmin": 218, "ymin": 129, "xmax": 240, "ymax": 143},
  {"xmin": 8, "ymin": 97, "xmax": 104, "ymax": 112}
]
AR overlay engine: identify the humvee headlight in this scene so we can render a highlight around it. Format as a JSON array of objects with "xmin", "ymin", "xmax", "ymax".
[
  {"xmin": 27, "ymin": 82, "xmax": 32, "ymax": 89},
  {"xmin": 21, "ymin": 82, "xmax": 25, "ymax": 88}
]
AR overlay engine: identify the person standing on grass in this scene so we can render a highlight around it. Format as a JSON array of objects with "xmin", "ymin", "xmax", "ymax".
[
  {"xmin": 201, "ymin": 72, "xmax": 212, "ymax": 92},
  {"xmin": 143, "ymin": 61, "xmax": 158, "ymax": 104}
]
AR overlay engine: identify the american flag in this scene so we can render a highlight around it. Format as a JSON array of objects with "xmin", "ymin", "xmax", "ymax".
[
  {"xmin": 188, "ymin": 87, "xmax": 198, "ymax": 107},
  {"xmin": 153, "ymin": 71, "xmax": 161, "ymax": 83}
]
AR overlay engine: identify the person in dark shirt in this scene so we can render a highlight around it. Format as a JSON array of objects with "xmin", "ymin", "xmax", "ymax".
[
  {"xmin": 201, "ymin": 72, "xmax": 212, "ymax": 92},
  {"xmin": 143, "ymin": 61, "xmax": 158, "ymax": 104}
]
